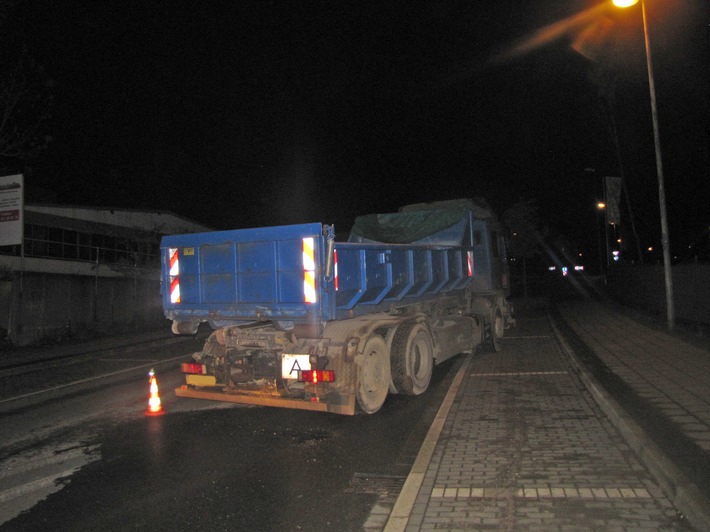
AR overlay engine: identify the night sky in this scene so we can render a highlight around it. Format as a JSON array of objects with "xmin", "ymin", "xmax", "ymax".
[{"xmin": 8, "ymin": 1, "xmax": 710, "ymax": 260}]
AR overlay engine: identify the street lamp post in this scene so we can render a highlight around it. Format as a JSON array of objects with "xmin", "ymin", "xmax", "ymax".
[
  {"xmin": 597, "ymin": 201, "xmax": 610, "ymax": 269},
  {"xmin": 612, "ymin": 0, "xmax": 675, "ymax": 330}
]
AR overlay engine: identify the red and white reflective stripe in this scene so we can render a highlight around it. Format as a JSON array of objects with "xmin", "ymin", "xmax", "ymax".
[
  {"xmin": 334, "ymin": 249, "xmax": 339, "ymax": 291},
  {"xmin": 302, "ymin": 237, "xmax": 317, "ymax": 303},
  {"xmin": 169, "ymin": 248, "xmax": 181, "ymax": 303},
  {"xmin": 467, "ymin": 251, "xmax": 474, "ymax": 277},
  {"xmin": 170, "ymin": 275, "xmax": 181, "ymax": 303},
  {"xmin": 169, "ymin": 247, "xmax": 180, "ymax": 276}
]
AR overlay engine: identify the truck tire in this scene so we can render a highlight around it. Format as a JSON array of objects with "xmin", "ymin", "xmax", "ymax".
[
  {"xmin": 390, "ymin": 321, "xmax": 434, "ymax": 395},
  {"xmin": 485, "ymin": 305, "xmax": 504, "ymax": 352},
  {"xmin": 356, "ymin": 336, "xmax": 390, "ymax": 414},
  {"xmin": 172, "ymin": 320, "xmax": 198, "ymax": 335}
]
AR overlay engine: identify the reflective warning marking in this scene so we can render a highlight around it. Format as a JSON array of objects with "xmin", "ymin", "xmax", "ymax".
[
  {"xmin": 430, "ymin": 486, "xmax": 652, "ymax": 499},
  {"xmin": 169, "ymin": 248, "xmax": 179, "ymax": 276},
  {"xmin": 304, "ymin": 270, "xmax": 316, "ymax": 304},
  {"xmin": 170, "ymin": 275, "xmax": 180, "ymax": 303},
  {"xmin": 169, "ymin": 247, "xmax": 180, "ymax": 303},
  {"xmin": 302, "ymin": 237, "xmax": 315, "ymax": 271},
  {"xmin": 303, "ymin": 237, "xmax": 317, "ymax": 303}
]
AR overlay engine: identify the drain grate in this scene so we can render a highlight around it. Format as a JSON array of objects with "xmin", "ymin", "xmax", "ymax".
[{"xmin": 345, "ymin": 473, "xmax": 406, "ymax": 495}]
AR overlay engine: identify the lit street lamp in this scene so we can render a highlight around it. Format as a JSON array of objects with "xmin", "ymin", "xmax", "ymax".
[
  {"xmin": 597, "ymin": 201, "xmax": 610, "ymax": 269},
  {"xmin": 612, "ymin": 0, "xmax": 675, "ymax": 330}
]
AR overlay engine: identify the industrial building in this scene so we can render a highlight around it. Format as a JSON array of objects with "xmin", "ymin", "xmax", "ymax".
[{"xmin": 0, "ymin": 204, "xmax": 211, "ymax": 346}]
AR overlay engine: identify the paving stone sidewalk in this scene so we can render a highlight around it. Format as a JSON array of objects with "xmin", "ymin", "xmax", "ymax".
[
  {"xmin": 371, "ymin": 309, "xmax": 694, "ymax": 531},
  {"xmin": 555, "ymin": 300, "xmax": 710, "ymax": 456}
]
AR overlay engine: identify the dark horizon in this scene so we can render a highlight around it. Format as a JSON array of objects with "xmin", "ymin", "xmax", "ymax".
[{"xmin": 4, "ymin": 0, "xmax": 708, "ymax": 261}]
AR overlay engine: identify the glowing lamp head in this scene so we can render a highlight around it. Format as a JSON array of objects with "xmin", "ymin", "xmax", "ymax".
[{"xmin": 612, "ymin": 0, "xmax": 639, "ymax": 7}]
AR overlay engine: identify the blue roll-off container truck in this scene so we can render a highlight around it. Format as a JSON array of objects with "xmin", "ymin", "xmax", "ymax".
[{"xmin": 162, "ymin": 199, "xmax": 514, "ymax": 415}]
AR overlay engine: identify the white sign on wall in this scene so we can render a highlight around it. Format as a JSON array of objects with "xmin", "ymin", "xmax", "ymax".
[{"xmin": 0, "ymin": 174, "xmax": 24, "ymax": 246}]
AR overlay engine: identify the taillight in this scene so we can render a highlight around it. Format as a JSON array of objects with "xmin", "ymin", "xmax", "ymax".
[
  {"xmin": 181, "ymin": 363, "xmax": 206, "ymax": 375},
  {"xmin": 299, "ymin": 370, "xmax": 335, "ymax": 383}
]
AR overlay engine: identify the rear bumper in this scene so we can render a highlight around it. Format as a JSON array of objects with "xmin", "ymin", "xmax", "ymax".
[{"xmin": 175, "ymin": 386, "xmax": 356, "ymax": 415}]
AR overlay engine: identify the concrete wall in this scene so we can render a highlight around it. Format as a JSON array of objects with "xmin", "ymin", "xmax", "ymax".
[
  {"xmin": 509, "ymin": 262, "xmax": 710, "ymax": 331},
  {"xmin": 608, "ymin": 263, "xmax": 710, "ymax": 327},
  {"xmin": 1, "ymin": 271, "xmax": 165, "ymax": 346}
]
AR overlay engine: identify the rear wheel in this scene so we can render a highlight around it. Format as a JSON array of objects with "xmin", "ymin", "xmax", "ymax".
[
  {"xmin": 390, "ymin": 321, "xmax": 434, "ymax": 395},
  {"xmin": 356, "ymin": 336, "xmax": 390, "ymax": 414}
]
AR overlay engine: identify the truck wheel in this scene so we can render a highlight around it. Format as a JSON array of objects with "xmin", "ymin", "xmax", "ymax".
[
  {"xmin": 486, "ymin": 306, "xmax": 504, "ymax": 352},
  {"xmin": 390, "ymin": 321, "xmax": 434, "ymax": 395},
  {"xmin": 356, "ymin": 336, "xmax": 390, "ymax": 414},
  {"xmin": 172, "ymin": 320, "xmax": 198, "ymax": 335}
]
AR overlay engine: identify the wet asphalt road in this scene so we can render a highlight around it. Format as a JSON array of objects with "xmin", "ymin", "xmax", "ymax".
[{"xmin": 0, "ymin": 338, "xmax": 459, "ymax": 531}]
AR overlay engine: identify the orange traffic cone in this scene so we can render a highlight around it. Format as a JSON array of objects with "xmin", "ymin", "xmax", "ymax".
[{"xmin": 145, "ymin": 369, "xmax": 165, "ymax": 416}]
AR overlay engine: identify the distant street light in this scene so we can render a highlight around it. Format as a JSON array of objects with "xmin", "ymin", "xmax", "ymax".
[
  {"xmin": 612, "ymin": 0, "xmax": 675, "ymax": 330},
  {"xmin": 597, "ymin": 202, "xmax": 610, "ymax": 268}
]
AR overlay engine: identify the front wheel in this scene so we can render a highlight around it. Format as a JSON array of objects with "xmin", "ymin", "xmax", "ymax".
[{"xmin": 356, "ymin": 336, "xmax": 390, "ymax": 414}]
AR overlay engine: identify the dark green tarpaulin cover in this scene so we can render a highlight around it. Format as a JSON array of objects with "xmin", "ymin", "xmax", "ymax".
[{"xmin": 349, "ymin": 198, "xmax": 491, "ymax": 244}]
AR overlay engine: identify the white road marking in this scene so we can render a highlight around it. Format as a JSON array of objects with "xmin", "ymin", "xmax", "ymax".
[
  {"xmin": 430, "ymin": 486, "xmax": 652, "ymax": 499},
  {"xmin": 470, "ymin": 371, "xmax": 567, "ymax": 377}
]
